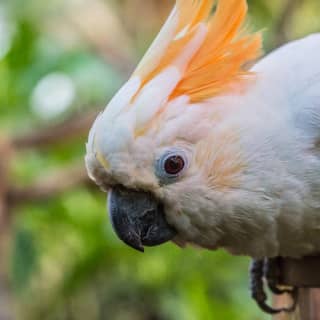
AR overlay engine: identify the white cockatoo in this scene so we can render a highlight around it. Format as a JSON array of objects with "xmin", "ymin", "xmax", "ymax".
[{"xmin": 85, "ymin": 0, "xmax": 320, "ymax": 313}]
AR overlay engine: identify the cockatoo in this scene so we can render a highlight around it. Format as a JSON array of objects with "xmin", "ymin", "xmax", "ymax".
[{"xmin": 85, "ymin": 0, "xmax": 320, "ymax": 314}]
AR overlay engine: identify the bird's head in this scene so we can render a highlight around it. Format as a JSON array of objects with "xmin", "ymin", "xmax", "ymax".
[{"xmin": 85, "ymin": 0, "xmax": 262, "ymax": 252}]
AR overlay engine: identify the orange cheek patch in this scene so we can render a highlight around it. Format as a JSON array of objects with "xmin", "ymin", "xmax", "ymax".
[{"xmin": 195, "ymin": 131, "xmax": 246, "ymax": 190}]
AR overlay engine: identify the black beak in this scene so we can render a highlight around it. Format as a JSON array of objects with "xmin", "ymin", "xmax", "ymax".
[{"xmin": 108, "ymin": 186, "xmax": 177, "ymax": 252}]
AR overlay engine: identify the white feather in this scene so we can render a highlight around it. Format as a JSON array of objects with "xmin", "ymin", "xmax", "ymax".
[
  {"xmin": 103, "ymin": 76, "xmax": 141, "ymax": 123},
  {"xmin": 134, "ymin": 66, "xmax": 181, "ymax": 128},
  {"xmin": 96, "ymin": 110, "xmax": 135, "ymax": 157},
  {"xmin": 253, "ymin": 34, "xmax": 320, "ymax": 145},
  {"xmin": 133, "ymin": 6, "xmax": 179, "ymax": 80}
]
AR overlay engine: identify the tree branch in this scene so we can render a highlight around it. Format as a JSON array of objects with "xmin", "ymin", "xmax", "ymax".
[
  {"xmin": 12, "ymin": 111, "xmax": 98, "ymax": 150},
  {"xmin": 7, "ymin": 164, "xmax": 93, "ymax": 205},
  {"xmin": 66, "ymin": 7, "xmax": 134, "ymax": 76}
]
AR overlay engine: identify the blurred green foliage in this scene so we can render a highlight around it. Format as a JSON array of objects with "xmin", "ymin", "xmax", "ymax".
[{"xmin": 1, "ymin": 0, "xmax": 319, "ymax": 319}]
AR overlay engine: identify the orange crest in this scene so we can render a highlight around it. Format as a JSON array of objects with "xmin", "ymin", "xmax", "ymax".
[{"xmin": 133, "ymin": 0, "xmax": 262, "ymax": 103}]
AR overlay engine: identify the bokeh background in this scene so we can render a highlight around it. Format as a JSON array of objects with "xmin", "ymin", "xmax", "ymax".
[{"xmin": 0, "ymin": 0, "xmax": 320, "ymax": 319}]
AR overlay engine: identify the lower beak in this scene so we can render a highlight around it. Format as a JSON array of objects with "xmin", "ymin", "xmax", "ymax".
[{"xmin": 107, "ymin": 186, "xmax": 177, "ymax": 252}]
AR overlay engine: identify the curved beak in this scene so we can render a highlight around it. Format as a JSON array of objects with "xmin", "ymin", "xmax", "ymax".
[{"xmin": 108, "ymin": 186, "xmax": 177, "ymax": 252}]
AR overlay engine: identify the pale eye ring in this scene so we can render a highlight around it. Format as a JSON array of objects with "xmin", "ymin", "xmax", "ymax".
[{"xmin": 155, "ymin": 149, "xmax": 188, "ymax": 184}]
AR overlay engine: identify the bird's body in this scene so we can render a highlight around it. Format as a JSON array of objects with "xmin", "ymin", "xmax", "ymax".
[
  {"xmin": 231, "ymin": 35, "xmax": 320, "ymax": 258},
  {"xmin": 168, "ymin": 34, "xmax": 320, "ymax": 258},
  {"xmin": 85, "ymin": 0, "xmax": 320, "ymax": 260}
]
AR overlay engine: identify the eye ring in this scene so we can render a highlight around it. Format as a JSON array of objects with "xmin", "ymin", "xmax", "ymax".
[{"xmin": 155, "ymin": 149, "xmax": 189, "ymax": 184}]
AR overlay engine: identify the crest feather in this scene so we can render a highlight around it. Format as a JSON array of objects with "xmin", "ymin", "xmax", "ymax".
[{"xmin": 134, "ymin": 0, "xmax": 262, "ymax": 103}]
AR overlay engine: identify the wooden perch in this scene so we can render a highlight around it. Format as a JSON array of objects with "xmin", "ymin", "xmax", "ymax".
[
  {"xmin": 274, "ymin": 257, "xmax": 320, "ymax": 320},
  {"xmin": 0, "ymin": 139, "xmax": 15, "ymax": 320},
  {"xmin": 279, "ymin": 257, "xmax": 320, "ymax": 287}
]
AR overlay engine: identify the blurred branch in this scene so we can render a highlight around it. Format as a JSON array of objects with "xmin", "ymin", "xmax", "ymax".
[
  {"xmin": 65, "ymin": 0, "xmax": 135, "ymax": 76},
  {"xmin": 13, "ymin": 4, "xmax": 139, "ymax": 151},
  {"xmin": 0, "ymin": 138, "xmax": 15, "ymax": 227},
  {"xmin": 12, "ymin": 111, "xmax": 98, "ymax": 150},
  {"xmin": 68, "ymin": 18, "xmax": 134, "ymax": 76},
  {"xmin": 273, "ymin": 0, "xmax": 302, "ymax": 47},
  {"xmin": 0, "ymin": 139, "xmax": 14, "ymax": 320},
  {"xmin": 7, "ymin": 164, "xmax": 93, "ymax": 205}
]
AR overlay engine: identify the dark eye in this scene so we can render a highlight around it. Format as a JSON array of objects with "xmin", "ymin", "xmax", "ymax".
[
  {"xmin": 155, "ymin": 149, "xmax": 188, "ymax": 184},
  {"xmin": 164, "ymin": 155, "xmax": 185, "ymax": 175}
]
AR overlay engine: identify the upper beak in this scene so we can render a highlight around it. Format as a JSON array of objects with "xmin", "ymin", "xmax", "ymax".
[{"xmin": 107, "ymin": 186, "xmax": 177, "ymax": 252}]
